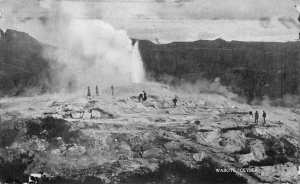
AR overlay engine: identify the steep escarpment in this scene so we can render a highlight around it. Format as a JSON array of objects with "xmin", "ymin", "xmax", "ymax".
[
  {"xmin": 139, "ymin": 39, "xmax": 300, "ymax": 102},
  {"xmin": 0, "ymin": 29, "xmax": 58, "ymax": 96}
]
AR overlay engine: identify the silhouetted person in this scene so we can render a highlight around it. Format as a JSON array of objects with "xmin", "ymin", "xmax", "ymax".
[
  {"xmin": 138, "ymin": 93, "xmax": 143, "ymax": 102},
  {"xmin": 111, "ymin": 85, "xmax": 114, "ymax": 96},
  {"xmin": 249, "ymin": 111, "xmax": 253, "ymax": 116},
  {"xmin": 95, "ymin": 86, "xmax": 99, "ymax": 96},
  {"xmin": 142, "ymin": 91, "xmax": 147, "ymax": 101},
  {"xmin": 262, "ymin": 110, "xmax": 266, "ymax": 125},
  {"xmin": 173, "ymin": 97, "xmax": 177, "ymax": 108},
  {"xmin": 254, "ymin": 111, "xmax": 259, "ymax": 123},
  {"xmin": 87, "ymin": 86, "xmax": 91, "ymax": 97}
]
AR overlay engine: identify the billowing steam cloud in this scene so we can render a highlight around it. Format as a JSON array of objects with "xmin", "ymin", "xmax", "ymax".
[{"xmin": 52, "ymin": 4, "xmax": 145, "ymax": 93}]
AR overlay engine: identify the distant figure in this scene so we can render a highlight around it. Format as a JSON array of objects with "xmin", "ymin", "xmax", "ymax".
[
  {"xmin": 95, "ymin": 85, "xmax": 99, "ymax": 96},
  {"xmin": 87, "ymin": 86, "xmax": 91, "ymax": 97},
  {"xmin": 249, "ymin": 111, "xmax": 253, "ymax": 121},
  {"xmin": 254, "ymin": 111, "xmax": 259, "ymax": 123},
  {"xmin": 173, "ymin": 96, "xmax": 177, "ymax": 108},
  {"xmin": 143, "ymin": 91, "xmax": 147, "ymax": 101},
  {"xmin": 138, "ymin": 93, "xmax": 143, "ymax": 102},
  {"xmin": 111, "ymin": 85, "xmax": 114, "ymax": 96},
  {"xmin": 262, "ymin": 110, "xmax": 266, "ymax": 125}
]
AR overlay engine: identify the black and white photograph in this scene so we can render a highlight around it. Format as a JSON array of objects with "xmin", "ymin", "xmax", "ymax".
[{"xmin": 0, "ymin": 0, "xmax": 299, "ymax": 183}]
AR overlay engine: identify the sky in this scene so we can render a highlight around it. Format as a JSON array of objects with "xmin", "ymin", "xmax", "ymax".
[{"xmin": 0, "ymin": 0, "xmax": 300, "ymax": 44}]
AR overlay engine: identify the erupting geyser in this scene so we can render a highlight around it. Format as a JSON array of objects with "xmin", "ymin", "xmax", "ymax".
[
  {"xmin": 56, "ymin": 18, "xmax": 146, "ymax": 91},
  {"xmin": 131, "ymin": 41, "xmax": 145, "ymax": 83}
]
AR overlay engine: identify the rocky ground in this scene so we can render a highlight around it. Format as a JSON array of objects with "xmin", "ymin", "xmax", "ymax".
[{"xmin": 0, "ymin": 83, "xmax": 299, "ymax": 184}]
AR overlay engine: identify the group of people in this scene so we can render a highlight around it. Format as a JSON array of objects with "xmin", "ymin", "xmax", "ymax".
[
  {"xmin": 250, "ymin": 110, "xmax": 267, "ymax": 125},
  {"xmin": 137, "ymin": 91, "xmax": 178, "ymax": 108},
  {"xmin": 87, "ymin": 86, "xmax": 98, "ymax": 97},
  {"xmin": 138, "ymin": 91, "xmax": 147, "ymax": 102},
  {"xmin": 86, "ymin": 85, "xmax": 268, "ymax": 125},
  {"xmin": 87, "ymin": 85, "xmax": 114, "ymax": 97}
]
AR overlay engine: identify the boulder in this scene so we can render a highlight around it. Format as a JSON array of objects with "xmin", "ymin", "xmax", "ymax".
[
  {"xmin": 238, "ymin": 152, "xmax": 255, "ymax": 166},
  {"xmin": 146, "ymin": 163, "xmax": 159, "ymax": 172},
  {"xmin": 50, "ymin": 149, "xmax": 61, "ymax": 157},
  {"xmin": 250, "ymin": 140, "xmax": 266, "ymax": 161},
  {"xmin": 117, "ymin": 141, "xmax": 132, "ymax": 156},
  {"xmin": 91, "ymin": 110, "xmax": 101, "ymax": 118},
  {"xmin": 193, "ymin": 152, "xmax": 206, "ymax": 162},
  {"xmin": 82, "ymin": 112, "xmax": 92, "ymax": 119},
  {"xmin": 142, "ymin": 148, "xmax": 163, "ymax": 159}
]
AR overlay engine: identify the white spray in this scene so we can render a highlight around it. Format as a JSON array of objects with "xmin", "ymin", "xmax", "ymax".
[
  {"xmin": 131, "ymin": 41, "xmax": 145, "ymax": 83},
  {"xmin": 55, "ymin": 19, "xmax": 145, "ymax": 92}
]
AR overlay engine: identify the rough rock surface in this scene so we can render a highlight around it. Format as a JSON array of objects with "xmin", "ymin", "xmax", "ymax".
[{"xmin": 0, "ymin": 83, "xmax": 299, "ymax": 183}]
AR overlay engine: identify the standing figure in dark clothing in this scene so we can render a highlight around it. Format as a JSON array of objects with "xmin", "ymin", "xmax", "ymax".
[
  {"xmin": 142, "ymin": 91, "xmax": 147, "ymax": 101},
  {"xmin": 138, "ymin": 93, "xmax": 143, "ymax": 102},
  {"xmin": 111, "ymin": 85, "xmax": 114, "ymax": 96},
  {"xmin": 173, "ymin": 96, "xmax": 177, "ymax": 108},
  {"xmin": 95, "ymin": 85, "xmax": 99, "ymax": 96},
  {"xmin": 87, "ymin": 86, "xmax": 91, "ymax": 97},
  {"xmin": 262, "ymin": 110, "xmax": 266, "ymax": 125},
  {"xmin": 254, "ymin": 111, "xmax": 259, "ymax": 123}
]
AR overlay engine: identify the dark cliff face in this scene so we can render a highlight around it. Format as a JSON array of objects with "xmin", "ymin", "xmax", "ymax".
[
  {"xmin": 138, "ymin": 39, "xmax": 300, "ymax": 101},
  {"xmin": 0, "ymin": 29, "xmax": 58, "ymax": 96}
]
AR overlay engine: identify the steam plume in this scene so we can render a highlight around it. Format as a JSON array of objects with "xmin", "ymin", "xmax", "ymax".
[{"xmin": 52, "ymin": 4, "xmax": 145, "ymax": 92}]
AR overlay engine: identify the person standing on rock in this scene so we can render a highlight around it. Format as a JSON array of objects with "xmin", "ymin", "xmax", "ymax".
[
  {"xmin": 142, "ymin": 91, "xmax": 147, "ymax": 101},
  {"xmin": 138, "ymin": 93, "xmax": 143, "ymax": 102},
  {"xmin": 96, "ymin": 85, "xmax": 99, "ymax": 96},
  {"xmin": 173, "ymin": 96, "xmax": 177, "ymax": 107},
  {"xmin": 111, "ymin": 85, "xmax": 114, "ymax": 96},
  {"xmin": 262, "ymin": 110, "xmax": 266, "ymax": 125},
  {"xmin": 254, "ymin": 111, "xmax": 259, "ymax": 123},
  {"xmin": 87, "ymin": 86, "xmax": 91, "ymax": 97}
]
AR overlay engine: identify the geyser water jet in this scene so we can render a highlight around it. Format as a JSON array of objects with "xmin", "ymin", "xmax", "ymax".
[
  {"xmin": 56, "ymin": 18, "xmax": 146, "ymax": 92},
  {"xmin": 131, "ymin": 41, "xmax": 145, "ymax": 83}
]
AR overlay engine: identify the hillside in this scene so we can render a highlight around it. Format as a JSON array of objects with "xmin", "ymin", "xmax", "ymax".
[
  {"xmin": 0, "ymin": 29, "xmax": 58, "ymax": 96},
  {"xmin": 138, "ymin": 39, "xmax": 300, "ymax": 102}
]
